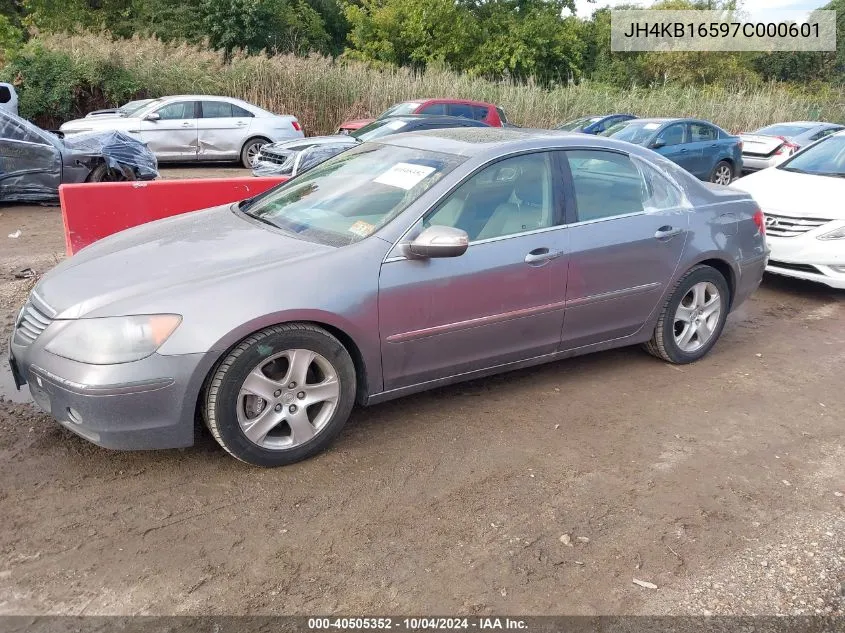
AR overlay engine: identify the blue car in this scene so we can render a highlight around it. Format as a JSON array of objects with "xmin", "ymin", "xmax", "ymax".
[
  {"xmin": 556, "ymin": 113, "xmax": 637, "ymax": 135},
  {"xmin": 601, "ymin": 117, "xmax": 742, "ymax": 184}
]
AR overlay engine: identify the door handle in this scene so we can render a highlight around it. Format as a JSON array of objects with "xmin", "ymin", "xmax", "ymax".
[
  {"xmin": 524, "ymin": 248, "xmax": 562, "ymax": 265},
  {"xmin": 181, "ymin": 122, "xmax": 193, "ymax": 127},
  {"xmin": 679, "ymin": 148, "xmax": 688, "ymax": 153},
  {"xmin": 235, "ymin": 121, "xmax": 248, "ymax": 127},
  {"xmin": 654, "ymin": 226, "xmax": 683, "ymax": 241}
]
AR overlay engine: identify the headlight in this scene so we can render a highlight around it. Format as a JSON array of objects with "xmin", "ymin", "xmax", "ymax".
[
  {"xmin": 45, "ymin": 315, "xmax": 181, "ymax": 365},
  {"xmin": 818, "ymin": 226, "xmax": 845, "ymax": 240}
]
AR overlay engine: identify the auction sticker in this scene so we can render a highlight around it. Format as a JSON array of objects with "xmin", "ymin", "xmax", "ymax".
[
  {"xmin": 348, "ymin": 220, "xmax": 376, "ymax": 237},
  {"xmin": 374, "ymin": 163, "xmax": 436, "ymax": 190}
]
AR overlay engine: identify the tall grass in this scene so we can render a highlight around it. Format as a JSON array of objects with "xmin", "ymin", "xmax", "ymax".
[{"xmin": 35, "ymin": 32, "xmax": 845, "ymax": 134}]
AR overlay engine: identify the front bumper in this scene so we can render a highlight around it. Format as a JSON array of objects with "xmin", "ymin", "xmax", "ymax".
[
  {"xmin": 765, "ymin": 231, "xmax": 845, "ymax": 290},
  {"xmin": 10, "ymin": 332, "xmax": 214, "ymax": 450}
]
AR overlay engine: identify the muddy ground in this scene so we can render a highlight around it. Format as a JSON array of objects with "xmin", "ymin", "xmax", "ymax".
[{"xmin": 0, "ymin": 165, "xmax": 843, "ymax": 616}]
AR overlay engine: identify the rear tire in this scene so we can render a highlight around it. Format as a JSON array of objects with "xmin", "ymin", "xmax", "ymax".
[
  {"xmin": 644, "ymin": 265, "xmax": 730, "ymax": 364},
  {"xmin": 204, "ymin": 323, "xmax": 356, "ymax": 467},
  {"xmin": 241, "ymin": 138, "xmax": 269, "ymax": 168},
  {"xmin": 709, "ymin": 160, "xmax": 733, "ymax": 185}
]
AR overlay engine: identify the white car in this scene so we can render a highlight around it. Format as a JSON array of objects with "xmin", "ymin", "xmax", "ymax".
[
  {"xmin": 740, "ymin": 121, "xmax": 843, "ymax": 173},
  {"xmin": 0, "ymin": 82, "xmax": 18, "ymax": 116},
  {"xmin": 59, "ymin": 95, "xmax": 303, "ymax": 167},
  {"xmin": 732, "ymin": 132, "xmax": 845, "ymax": 289}
]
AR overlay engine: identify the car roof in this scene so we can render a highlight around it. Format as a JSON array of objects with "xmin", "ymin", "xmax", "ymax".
[
  {"xmin": 383, "ymin": 114, "xmax": 489, "ymax": 126},
  {"xmin": 412, "ymin": 98, "xmax": 497, "ymax": 107},
  {"xmin": 377, "ymin": 127, "xmax": 645, "ymax": 158}
]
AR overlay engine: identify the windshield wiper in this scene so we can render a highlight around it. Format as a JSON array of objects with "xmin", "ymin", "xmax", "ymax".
[
  {"xmin": 238, "ymin": 196, "xmax": 256, "ymax": 212},
  {"xmin": 778, "ymin": 167, "xmax": 806, "ymax": 173}
]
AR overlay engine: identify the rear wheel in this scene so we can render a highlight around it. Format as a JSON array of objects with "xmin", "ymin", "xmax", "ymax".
[
  {"xmin": 204, "ymin": 324, "xmax": 356, "ymax": 467},
  {"xmin": 709, "ymin": 160, "xmax": 733, "ymax": 185},
  {"xmin": 241, "ymin": 138, "xmax": 269, "ymax": 168},
  {"xmin": 645, "ymin": 265, "xmax": 730, "ymax": 364}
]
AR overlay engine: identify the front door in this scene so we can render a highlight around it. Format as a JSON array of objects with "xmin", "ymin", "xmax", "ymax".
[
  {"xmin": 138, "ymin": 100, "xmax": 199, "ymax": 160},
  {"xmin": 653, "ymin": 123, "xmax": 697, "ymax": 173},
  {"xmin": 378, "ymin": 151, "xmax": 570, "ymax": 391},
  {"xmin": 560, "ymin": 149, "xmax": 690, "ymax": 349}
]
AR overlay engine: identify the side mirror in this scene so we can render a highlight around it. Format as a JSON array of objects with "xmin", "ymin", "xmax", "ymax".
[
  {"xmin": 408, "ymin": 225, "xmax": 469, "ymax": 258},
  {"xmin": 144, "ymin": 112, "xmax": 160, "ymax": 122},
  {"xmin": 651, "ymin": 139, "xmax": 666, "ymax": 149}
]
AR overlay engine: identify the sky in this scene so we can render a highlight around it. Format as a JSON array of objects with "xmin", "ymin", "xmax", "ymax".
[{"xmin": 570, "ymin": 0, "xmax": 829, "ymax": 20}]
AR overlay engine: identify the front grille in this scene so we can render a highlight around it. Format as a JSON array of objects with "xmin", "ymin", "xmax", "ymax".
[
  {"xmin": 765, "ymin": 213, "xmax": 831, "ymax": 238},
  {"xmin": 13, "ymin": 298, "xmax": 54, "ymax": 346},
  {"xmin": 768, "ymin": 260, "xmax": 821, "ymax": 274}
]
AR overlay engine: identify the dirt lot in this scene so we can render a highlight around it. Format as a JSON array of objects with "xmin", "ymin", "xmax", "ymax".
[{"xmin": 0, "ymin": 165, "xmax": 843, "ymax": 616}]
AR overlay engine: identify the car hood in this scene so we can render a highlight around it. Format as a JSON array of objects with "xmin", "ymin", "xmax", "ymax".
[
  {"xmin": 60, "ymin": 115, "xmax": 136, "ymax": 132},
  {"xmin": 731, "ymin": 168, "xmax": 845, "ymax": 220},
  {"xmin": 36, "ymin": 205, "xmax": 332, "ymax": 319}
]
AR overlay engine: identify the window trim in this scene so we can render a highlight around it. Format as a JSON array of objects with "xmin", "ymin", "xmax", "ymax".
[{"xmin": 384, "ymin": 149, "xmax": 567, "ymax": 263}]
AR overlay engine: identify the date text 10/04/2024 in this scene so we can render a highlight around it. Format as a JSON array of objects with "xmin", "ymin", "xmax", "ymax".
[{"xmin": 307, "ymin": 618, "xmax": 529, "ymax": 630}]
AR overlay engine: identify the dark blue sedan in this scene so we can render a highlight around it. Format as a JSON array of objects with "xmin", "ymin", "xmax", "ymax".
[
  {"xmin": 601, "ymin": 118, "xmax": 742, "ymax": 184},
  {"xmin": 556, "ymin": 114, "xmax": 637, "ymax": 135}
]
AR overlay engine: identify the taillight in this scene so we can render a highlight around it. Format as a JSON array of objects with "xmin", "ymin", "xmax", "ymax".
[
  {"xmin": 753, "ymin": 209, "xmax": 766, "ymax": 236},
  {"xmin": 291, "ymin": 120, "xmax": 302, "ymax": 132},
  {"xmin": 774, "ymin": 136, "xmax": 798, "ymax": 156}
]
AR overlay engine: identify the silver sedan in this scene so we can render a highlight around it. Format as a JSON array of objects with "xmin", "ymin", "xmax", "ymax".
[
  {"xmin": 59, "ymin": 95, "xmax": 304, "ymax": 167},
  {"xmin": 9, "ymin": 129, "xmax": 768, "ymax": 467}
]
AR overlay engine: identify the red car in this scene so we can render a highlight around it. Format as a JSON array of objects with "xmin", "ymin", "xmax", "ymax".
[{"xmin": 337, "ymin": 99, "xmax": 508, "ymax": 133}]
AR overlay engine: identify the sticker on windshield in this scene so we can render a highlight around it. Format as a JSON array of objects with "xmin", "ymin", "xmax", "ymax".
[
  {"xmin": 374, "ymin": 162, "xmax": 436, "ymax": 190},
  {"xmin": 644, "ymin": 123, "xmax": 661, "ymax": 130},
  {"xmin": 348, "ymin": 220, "xmax": 376, "ymax": 237}
]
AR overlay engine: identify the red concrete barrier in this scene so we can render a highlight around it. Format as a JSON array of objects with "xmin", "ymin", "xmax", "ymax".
[{"xmin": 59, "ymin": 176, "xmax": 288, "ymax": 256}]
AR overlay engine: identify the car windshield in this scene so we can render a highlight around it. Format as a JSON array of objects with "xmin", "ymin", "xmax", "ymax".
[
  {"xmin": 557, "ymin": 116, "xmax": 601, "ymax": 131},
  {"xmin": 242, "ymin": 143, "xmax": 465, "ymax": 246},
  {"xmin": 118, "ymin": 99, "xmax": 153, "ymax": 115},
  {"xmin": 602, "ymin": 120, "xmax": 661, "ymax": 145},
  {"xmin": 377, "ymin": 102, "xmax": 422, "ymax": 119},
  {"xmin": 352, "ymin": 118, "xmax": 409, "ymax": 141},
  {"xmin": 753, "ymin": 123, "xmax": 814, "ymax": 138},
  {"xmin": 778, "ymin": 135, "xmax": 845, "ymax": 177}
]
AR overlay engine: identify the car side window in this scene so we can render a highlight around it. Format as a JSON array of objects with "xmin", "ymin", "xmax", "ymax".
[
  {"xmin": 201, "ymin": 101, "xmax": 234, "ymax": 118},
  {"xmin": 810, "ymin": 127, "xmax": 839, "ymax": 141},
  {"xmin": 418, "ymin": 103, "xmax": 447, "ymax": 115},
  {"xmin": 689, "ymin": 123, "xmax": 717, "ymax": 142},
  {"xmin": 565, "ymin": 150, "xmax": 648, "ymax": 222},
  {"xmin": 1, "ymin": 116, "xmax": 47, "ymax": 145},
  {"xmin": 655, "ymin": 124, "xmax": 686, "ymax": 147},
  {"xmin": 0, "ymin": 85, "xmax": 11, "ymax": 104},
  {"xmin": 155, "ymin": 101, "xmax": 196, "ymax": 120},
  {"xmin": 231, "ymin": 104, "xmax": 253, "ymax": 118},
  {"xmin": 449, "ymin": 103, "xmax": 474, "ymax": 119},
  {"xmin": 424, "ymin": 152, "xmax": 555, "ymax": 242},
  {"xmin": 471, "ymin": 105, "xmax": 488, "ymax": 121}
]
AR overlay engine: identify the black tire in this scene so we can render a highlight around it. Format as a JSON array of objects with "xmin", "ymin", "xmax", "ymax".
[
  {"xmin": 240, "ymin": 138, "xmax": 269, "ymax": 169},
  {"xmin": 204, "ymin": 323, "xmax": 356, "ymax": 467},
  {"xmin": 88, "ymin": 163, "xmax": 135, "ymax": 183},
  {"xmin": 644, "ymin": 265, "xmax": 730, "ymax": 364},
  {"xmin": 709, "ymin": 160, "xmax": 733, "ymax": 185}
]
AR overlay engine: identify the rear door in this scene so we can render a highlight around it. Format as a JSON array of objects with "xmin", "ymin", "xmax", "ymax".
[
  {"xmin": 197, "ymin": 100, "xmax": 254, "ymax": 161},
  {"xmin": 0, "ymin": 116, "xmax": 61, "ymax": 200},
  {"xmin": 687, "ymin": 122, "xmax": 721, "ymax": 178},
  {"xmin": 560, "ymin": 149, "xmax": 690, "ymax": 349},
  {"xmin": 138, "ymin": 100, "xmax": 199, "ymax": 160}
]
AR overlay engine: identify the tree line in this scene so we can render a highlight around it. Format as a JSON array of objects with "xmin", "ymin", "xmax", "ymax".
[{"xmin": 0, "ymin": 0, "xmax": 843, "ymax": 88}]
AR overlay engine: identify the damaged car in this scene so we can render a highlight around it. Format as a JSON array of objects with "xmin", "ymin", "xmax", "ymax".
[{"xmin": 0, "ymin": 109, "xmax": 158, "ymax": 203}]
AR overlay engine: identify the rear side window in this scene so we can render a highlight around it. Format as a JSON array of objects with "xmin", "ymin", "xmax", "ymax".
[
  {"xmin": 809, "ymin": 127, "xmax": 840, "ymax": 141},
  {"xmin": 689, "ymin": 123, "xmax": 718, "ymax": 142},
  {"xmin": 418, "ymin": 103, "xmax": 447, "ymax": 115},
  {"xmin": 471, "ymin": 105, "xmax": 488, "ymax": 121},
  {"xmin": 449, "ymin": 103, "xmax": 474, "ymax": 119},
  {"xmin": 564, "ymin": 150, "xmax": 686, "ymax": 222},
  {"xmin": 231, "ymin": 104, "xmax": 253, "ymax": 118},
  {"xmin": 496, "ymin": 107, "xmax": 508, "ymax": 124},
  {"xmin": 0, "ymin": 86, "xmax": 11, "ymax": 104}
]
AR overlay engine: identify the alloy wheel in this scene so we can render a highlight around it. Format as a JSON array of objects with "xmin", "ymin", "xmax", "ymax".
[{"xmin": 673, "ymin": 281, "xmax": 722, "ymax": 353}]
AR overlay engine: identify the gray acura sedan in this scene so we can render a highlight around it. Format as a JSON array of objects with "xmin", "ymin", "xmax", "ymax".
[{"xmin": 9, "ymin": 129, "xmax": 768, "ymax": 467}]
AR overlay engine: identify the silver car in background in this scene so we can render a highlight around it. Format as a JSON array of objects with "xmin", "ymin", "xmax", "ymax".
[
  {"xmin": 9, "ymin": 129, "xmax": 768, "ymax": 467},
  {"xmin": 740, "ymin": 121, "xmax": 843, "ymax": 172},
  {"xmin": 59, "ymin": 95, "xmax": 304, "ymax": 167}
]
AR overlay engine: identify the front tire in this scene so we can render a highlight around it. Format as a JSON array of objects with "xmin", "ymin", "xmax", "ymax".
[
  {"xmin": 709, "ymin": 160, "xmax": 733, "ymax": 185},
  {"xmin": 241, "ymin": 138, "xmax": 269, "ymax": 168},
  {"xmin": 645, "ymin": 265, "xmax": 730, "ymax": 364},
  {"xmin": 204, "ymin": 324, "xmax": 356, "ymax": 467},
  {"xmin": 88, "ymin": 163, "xmax": 135, "ymax": 182}
]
